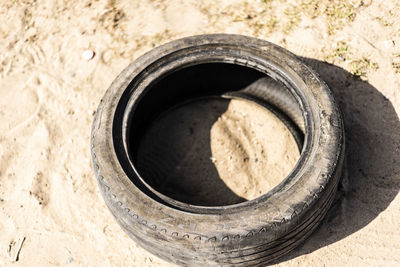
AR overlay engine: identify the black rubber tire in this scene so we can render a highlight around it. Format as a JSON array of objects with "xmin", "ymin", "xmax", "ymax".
[{"xmin": 91, "ymin": 34, "xmax": 345, "ymax": 266}]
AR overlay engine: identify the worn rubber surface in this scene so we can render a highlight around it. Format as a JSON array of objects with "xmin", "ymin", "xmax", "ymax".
[{"xmin": 90, "ymin": 34, "xmax": 345, "ymax": 266}]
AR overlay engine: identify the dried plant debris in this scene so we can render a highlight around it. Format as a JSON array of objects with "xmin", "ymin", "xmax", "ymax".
[
  {"xmin": 98, "ymin": 0, "xmax": 126, "ymax": 34},
  {"xmin": 8, "ymin": 237, "xmax": 26, "ymax": 262},
  {"xmin": 325, "ymin": 41, "xmax": 351, "ymax": 63},
  {"xmin": 392, "ymin": 53, "xmax": 400, "ymax": 73},
  {"xmin": 350, "ymin": 56, "xmax": 379, "ymax": 79},
  {"xmin": 264, "ymin": 0, "xmax": 357, "ymax": 34},
  {"xmin": 375, "ymin": 16, "xmax": 393, "ymax": 26}
]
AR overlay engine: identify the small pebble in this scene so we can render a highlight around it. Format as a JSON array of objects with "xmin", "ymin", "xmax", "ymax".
[
  {"xmin": 210, "ymin": 157, "xmax": 216, "ymax": 163},
  {"xmin": 82, "ymin": 49, "xmax": 95, "ymax": 61},
  {"xmin": 66, "ymin": 257, "xmax": 74, "ymax": 264}
]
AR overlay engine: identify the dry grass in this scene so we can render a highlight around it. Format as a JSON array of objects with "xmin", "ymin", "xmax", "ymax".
[
  {"xmin": 350, "ymin": 56, "xmax": 379, "ymax": 79},
  {"xmin": 324, "ymin": 41, "xmax": 350, "ymax": 64},
  {"xmin": 376, "ymin": 16, "xmax": 393, "ymax": 26},
  {"xmin": 264, "ymin": 0, "xmax": 356, "ymax": 34},
  {"xmin": 392, "ymin": 53, "xmax": 400, "ymax": 73}
]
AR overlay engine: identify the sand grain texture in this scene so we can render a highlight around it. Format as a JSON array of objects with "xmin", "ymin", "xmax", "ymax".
[{"xmin": 0, "ymin": 0, "xmax": 399, "ymax": 266}]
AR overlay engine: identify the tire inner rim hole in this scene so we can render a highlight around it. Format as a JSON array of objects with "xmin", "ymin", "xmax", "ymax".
[{"xmin": 128, "ymin": 63, "xmax": 304, "ymax": 206}]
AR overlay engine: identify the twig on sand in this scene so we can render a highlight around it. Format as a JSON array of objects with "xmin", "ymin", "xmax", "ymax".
[{"xmin": 8, "ymin": 237, "xmax": 26, "ymax": 262}]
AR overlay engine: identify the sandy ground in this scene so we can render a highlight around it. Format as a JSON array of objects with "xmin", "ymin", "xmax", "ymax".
[
  {"xmin": 136, "ymin": 98, "xmax": 299, "ymax": 206},
  {"xmin": 0, "ymin": 0, "xmax": 399, "ymax": 266}
]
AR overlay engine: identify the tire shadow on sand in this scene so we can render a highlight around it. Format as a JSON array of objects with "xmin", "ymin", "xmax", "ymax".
[{"xmin": 276, "ymin": 58, "xmax": 400, "ymax": 263}]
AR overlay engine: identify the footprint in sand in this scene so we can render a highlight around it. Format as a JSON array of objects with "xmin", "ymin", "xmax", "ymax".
[{"xmin": 0, "ymin": 74, "xmax": 39, "ymax": 134}]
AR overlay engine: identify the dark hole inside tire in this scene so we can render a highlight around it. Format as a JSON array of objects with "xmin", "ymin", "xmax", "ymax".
[{"xmin": 128, "ymin": 63, "xmax": 303, "ymax": 206}]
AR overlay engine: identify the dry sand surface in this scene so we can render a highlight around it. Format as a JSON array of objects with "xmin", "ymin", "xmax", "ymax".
[
  {"xmin": 1, "ymin": 0, "xmax": 400, "ymax": 266},
  {"xmin": 136, "ymin": 98, "xmax": 300, "ymax": 206}
]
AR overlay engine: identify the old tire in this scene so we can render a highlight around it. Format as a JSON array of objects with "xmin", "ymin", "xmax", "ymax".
[{"xmin": 91, "ymin": 34, "xmax": 345, "ymax": 266}]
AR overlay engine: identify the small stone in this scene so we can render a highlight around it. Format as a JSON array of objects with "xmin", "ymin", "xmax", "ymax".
[
  {"xmin": 210, "ymin": 157, "xmax": 216, "ymax": 163},
  {"xmin": 337, "ymin": 56, "xmax": 346, "ymax": 61},
  {"xmin": 82, "ymin": 49, "xmax": 95, "ymax": 61},
  {"xmin": 66, "ymin": 257, "xmax": 74, "ymax": 264}
]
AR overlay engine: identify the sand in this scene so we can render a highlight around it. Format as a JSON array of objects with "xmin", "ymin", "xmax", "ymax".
[
  {"xmin": 0, "ymin": 0, "xmax": 399, "ymax": 266},
  {"xmin": 137, "ymin": 98, "xmax": 299, "ymax": 206}
]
